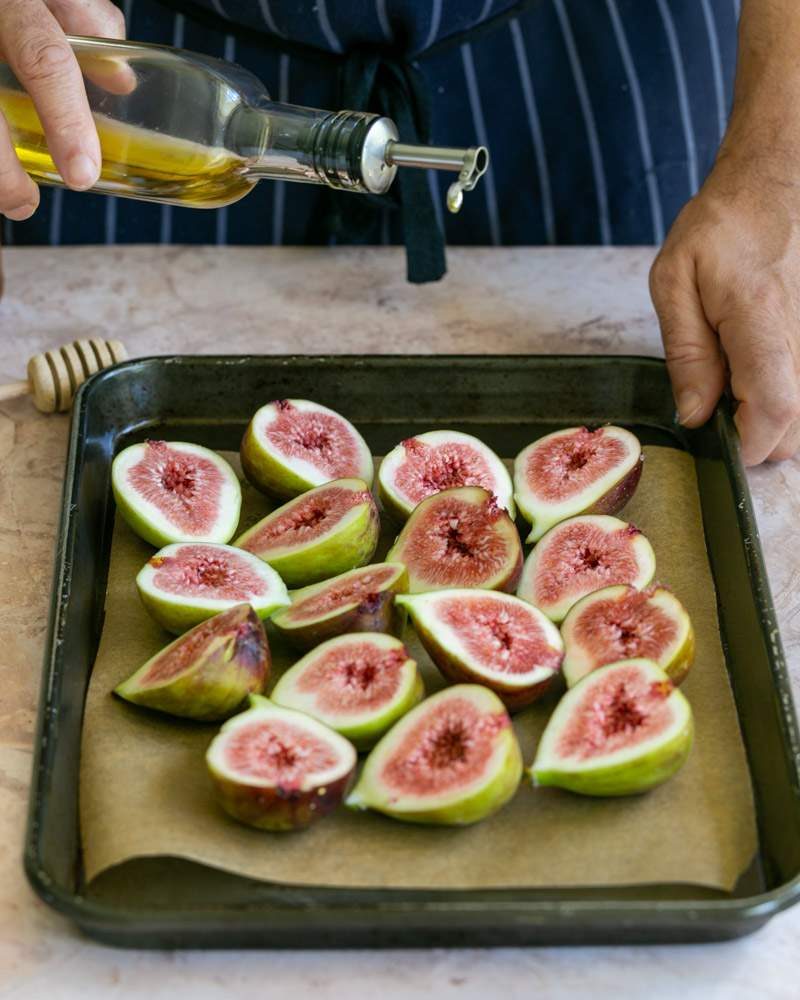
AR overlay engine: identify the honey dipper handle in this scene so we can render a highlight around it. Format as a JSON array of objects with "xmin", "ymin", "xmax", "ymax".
[{"xmin": 0, "ymin": 380, "xmax": 31, "ymax": 403}]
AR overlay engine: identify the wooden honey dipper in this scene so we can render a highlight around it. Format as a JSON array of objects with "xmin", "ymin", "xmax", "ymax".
[{"xmin": 0, "ymin": 338, "xmax": 128, "ymax": 413}]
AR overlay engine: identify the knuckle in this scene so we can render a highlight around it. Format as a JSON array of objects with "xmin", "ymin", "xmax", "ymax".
[
  {"xmin": 17, "ymin": 36, "xmax": 73, "ymax": 83},
  {"xmin": 0, "ymin": 163, "xmax": 32, "ymax": 208},
  {"xmin": 663, "ymin": 341, "xmax": 714, "ymax": 368},
  {"xmin": 649, "ymin": 255, "xmax": 678, "ymax": 302},
  {"xmin": 762, "ymin": 391, "xmax": 800, "ymax": 428}
]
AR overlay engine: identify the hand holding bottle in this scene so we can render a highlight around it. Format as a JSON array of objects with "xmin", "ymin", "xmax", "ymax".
[{"xmin": 0, "ymin": 0, "xmax": 126, "ymax": 220}]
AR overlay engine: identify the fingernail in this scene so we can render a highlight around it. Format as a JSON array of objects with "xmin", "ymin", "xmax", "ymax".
[
  {"xmin": 65, "ymin": 152, "xmax": 99, "ymax": 190},
  {"xmin": 4, "ymin": 202, "xmax": 38, "ymax": 221},
  {"xmin": 677, "ymin": 390, "xmax": 703, "ymax": 426}
]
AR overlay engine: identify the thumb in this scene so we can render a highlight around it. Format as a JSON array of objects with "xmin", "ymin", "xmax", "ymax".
[{"xmin": 649, "ymin": 252, "xmax": 726, "ymax": 427}]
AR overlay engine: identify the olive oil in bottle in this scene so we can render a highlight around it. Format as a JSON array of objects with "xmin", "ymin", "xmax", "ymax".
[{"xmin": 0, "ymin": 36, "xmax": 488, "ymax": 211}]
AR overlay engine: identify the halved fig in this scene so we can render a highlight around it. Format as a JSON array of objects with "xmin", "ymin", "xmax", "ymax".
[
  {"xmin": 529, "ymin": 658, "xmax": 693, "ymax": 796},
  {"xmin": 114, "ymin": 604, "xmax": 269, "ymax": 721},
  {"xmin": 137, "ymin": 542, "xmax": 290, "ymax": 634},
  {"xmin": 206, "ymin": 694, "xmax": 357, "ymax": 831},
  {"xmin": 271, "ymin": 633, "xmax": 424, "ymax": 749},
  {"xmin": 112, "ymin": 440, "xmax": 242, "ymax": 547},
  {"xmin": 386, "ymin": 486, "xmax": 522, "ymax": 594},
  {"xmin": 517, "ymin": 515, "xmax": 656, "ymax": 623},
  {"xmin": 561, "ymin": 584, "xmax": 695, "ymax": 688},
  {"xmin": 398, "ymin": 589, "xmax": 563, "ymax": 710},
  {"xmin": 270, "ymin": 562, "xmax": 409, "ymax": 651},
  {"xmin": 346, "ymin": 685, "xmax": 522, "ymax": 825},
  {"xmin": 234, "ymin": 478, "xmax": 379, "ymax": 587},
  {"xmin": 240, "ymin": 399, "xmax": 373, "ymax": 499},
  {"xmin": 377, "ymin": 430, "xmax": 515, "ymax": 522},
  {"xmin": 514, "ymin": 426, "xmax": 642, "ymax": 542}
]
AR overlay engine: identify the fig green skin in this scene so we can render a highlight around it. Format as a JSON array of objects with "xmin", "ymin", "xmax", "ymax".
[
  {"xmin": 112, "ymin": 442, "xmax": 242, "ymax": 547},
  {"xmin": 270, "ymin": 637, "xmax": 425, "ymax": 750},
  {"xmin": 377, "ymin": 474, "xmax": 417, "ymax": 525},
  {"xmin": 397, "ymin": 593, "xmax": 558, "ymax": 712},
  {"xmin": 206, "ymin": 695, "xmax": 356, "ymax": 831},
  {"xmin": 529, "ymin": 661, "xmax": 694, "ymax": 796},
  {"xmin": 114, "ymin": 604, "xmax": 269, "ymax": 721},
  {"xmin": 343, "ymin": 670, "xmax": 425, "ymax": 750},
  {"xmin": 270, "ymin": 564, "xmax": 409, "ymax": 652},
  {"xmin": 240, "ymin": 403, "xmax": 374, "ymax": 500},
  {"xmin": 519, "ymin": 458, "xmax": 643, "ymax": 543},
  {"xmin": 561, "ymin": 584, "xmax": 695, "ymax": 689},
  {"xmin": 346, "ymin": 686, "xmax": 523, "ymax": 825},
  {"xmin": 234, "ymin": 480, "xmax": 380, "ymax": 587},
  {"xmin": 531, "ymin": 716, "xmax": 693, "ymax": 796},
  {"xmin": 240, "ymin": 420, "xmax": 319, "ymax": 500},
  {"xmin": 666, "ymin": 626, "xmax": 695, "ymax": 687},
  {"xmin": 136, "ymin": 548, "xmax": 290, "ymax": 635}
]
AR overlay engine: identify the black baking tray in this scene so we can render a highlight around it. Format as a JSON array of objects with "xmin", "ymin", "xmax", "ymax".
[{"xmin": 24, "ymin": 355, "xmax": 800, "ymax": 948}]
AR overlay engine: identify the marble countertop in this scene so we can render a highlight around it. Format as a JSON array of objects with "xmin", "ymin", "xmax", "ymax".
[{"xmin": 0, "ymin": 246, "xmax": 797, "ymax": 999}]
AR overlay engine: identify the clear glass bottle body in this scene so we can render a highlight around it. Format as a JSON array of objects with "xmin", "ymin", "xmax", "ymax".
[{"xmin": 0, "ymin": 37, "xmax": 395, "ymax": 208}]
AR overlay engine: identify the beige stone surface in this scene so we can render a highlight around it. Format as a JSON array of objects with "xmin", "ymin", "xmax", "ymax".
[{"xmin": 0, "ymin": 246, "xmax": 798, "ymax": 998}]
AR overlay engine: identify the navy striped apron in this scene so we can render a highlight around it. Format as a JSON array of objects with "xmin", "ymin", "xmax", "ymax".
[{"xmin": 3, "ymin": 0, "xmax": 739, "ymax": 275}]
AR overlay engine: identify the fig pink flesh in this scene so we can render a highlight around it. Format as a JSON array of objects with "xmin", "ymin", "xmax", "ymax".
[
  {"xmin": 265, "ymin": 401, "xmax": 360, "ymax": 478},
  {"xmin": 286, "ymin": 566, "xmax": 398, "ymax": 621},
  {"xmin": 573, "ymin": 590, "xmax": 679, "ymax": 663},
  {"xmin": 402, "ymin": 495, "xmax": 513, "ymax": 587},
  {"xmin": 534, "ymin": 522, "xmax": 643, "ymax": 606},
  {"xmin": 127, "ymin": 440, "xmax": 224, "ymax": 534},
  {"xmin": 240, "ymin": 485, "xmax": 372, "ymax": 553},
  {"xmin": 380, "ymin": 696, "xmax": 509, "ymax": 797},
  {"xmin": 525, "ymin": 428, "xmax": 627, "ymax": 503},
  {"xmin": 295, "ymin": 642, "xmax": 407, "ymax": 714},
  {"xmin": 224, "ymin": 718, "xmax": 340, "ymax": 790},
  {"xmin": 150, "ymin": 545, "xmax": 272, "ymax": 600},
  {"xmin": 557, "ymin": 665, "xmax": 675, "ymax": 761},
  {"xmin": 142, "ymin": 609, "xmax": 264, "ymax": 684},
  {"xmin": 436, "ymin": 596, "xmax": 562, "ymax": 675},
  {"xmin": 395, "ymin": 438, "xmax": 495, "ymax": 505}
]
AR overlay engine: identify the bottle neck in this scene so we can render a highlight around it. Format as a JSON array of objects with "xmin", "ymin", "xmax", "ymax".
[
  {"xmin": 232, "ymin": 103, "xmax": 397, "ymax": 194},
  {"xmin": 231, "ymin": 102, "xmax": 488, "ymax": 210}
]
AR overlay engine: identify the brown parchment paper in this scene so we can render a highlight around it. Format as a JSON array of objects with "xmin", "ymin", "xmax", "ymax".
[{"xmin": 79, "ymin": 446, "xmax": 757, "ymax": 891}]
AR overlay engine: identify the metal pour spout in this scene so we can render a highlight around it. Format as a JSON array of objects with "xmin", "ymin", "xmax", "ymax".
[{"xmin": 384, "ymin": 142, "xmax": 489, "ymax": 213}]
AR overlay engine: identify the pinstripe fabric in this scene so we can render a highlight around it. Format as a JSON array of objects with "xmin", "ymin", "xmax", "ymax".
[
  {"xmin": 509, "ymin": 17, "xmax": 554, "ymax": 245},
  {"xmin": 9, "ymin": 0, "xmax": 738, "ymax": 251},
  {"xmin": 656, "ymin": 0, "xmax": 699, "ymax": 195},
  {"xmin": 422, "ymin": 0, "xmax": 443, "ymax": 51},
  {"xmin": 606, "ymin": 0, "xmax": 664, "ymax": 243},
  {"xmin": 426, "ymin": 170, "xmax": 444, "ymax": 237},
  {"xmin": 256, "ymin": 0, "xmax": 282, "ymax": 36},
  {"xmin": 271, "ymin": 53, "xmax": 289, "ymax": 246},
  {"xmin": 554, "ymin": 0, "xmax": 611, "ymax": 244},
  {"xmin": 461, "ymin": 42, "xmax": 500, "ymax": 245},
  {"xmin": 48, "ymin": 188, "xmax": 63, "ymax": 246},
  {"xmin": 375, "ymin": 0, "xmax": 392, "ymax": 41},
  {"xmin": 700, "ymin": 0, "xmax": 726, "ymax": 142},
  {"xmin": 315, "ymin": 1, "xmax": 343, "ymax": 54}
]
